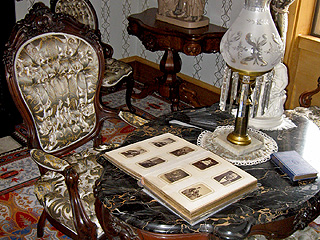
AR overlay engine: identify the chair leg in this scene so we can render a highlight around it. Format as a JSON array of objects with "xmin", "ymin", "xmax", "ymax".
[
  {"xmin": 126, "ymin": 73, "xmax": 136, "ymax": 113},
  {"xmin": 37, "ymin": 209, "xmax": 47, "ymax": 238}
]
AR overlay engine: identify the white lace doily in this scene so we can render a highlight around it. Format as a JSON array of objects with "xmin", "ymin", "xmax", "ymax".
[{"xmin": 197, "ymin": 126, "xmax": 278, "ymax": 166}]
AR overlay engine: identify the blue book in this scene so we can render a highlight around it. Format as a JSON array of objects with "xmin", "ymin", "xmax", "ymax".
[{"xmin": 271, "ymin": 151, "xmax": 318, "ymax": 182}]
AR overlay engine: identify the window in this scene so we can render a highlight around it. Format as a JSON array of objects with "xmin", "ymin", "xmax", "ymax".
[{"xmin": 311, "ymin": 0, "xmax": 320, "ymax": 37}]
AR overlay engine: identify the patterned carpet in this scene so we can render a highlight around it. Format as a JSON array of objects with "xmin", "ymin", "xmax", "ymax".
[
  {"xmin": 0, "ymin": 88, "xmax": 178, "ymax": 195},
  {"xmin": 0, "ymin": 119, "xmax": 133, "ymax": 239},
  {"xmin": 0, "ymin": 117, "xmax": 140, "ymax": 240},
  {"xmin": 0, "ymin": 89, "xmax": 177, "ymax": 239},
  {"xmin": 0, "ymin": 186, "xmax": 71, "ymax": 239},
  {"xmin": 1, "ymin": 89, "xmax": 320, "ymax": 239}
]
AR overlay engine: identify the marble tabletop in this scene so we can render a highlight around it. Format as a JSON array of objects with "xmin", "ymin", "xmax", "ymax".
[{"xmin": 95, "ymin": 105, "xmax": 320, "ymax": 239}]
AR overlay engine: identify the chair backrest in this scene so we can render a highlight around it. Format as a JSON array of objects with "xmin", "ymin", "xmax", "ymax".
[
  {"xmin": 50, "ymin": 0, "xmax": 113, "ymax": 58},
  {"xmin": 3, "ymin": 2, "xmax": 105, "ymax": 156},
  {"xmin": 51, "ymin": 0, "xmax": 98, "ymax": 31}
]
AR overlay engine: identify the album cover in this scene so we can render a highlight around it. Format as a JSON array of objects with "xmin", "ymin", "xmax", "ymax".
[{"xmin": 104, "ymin": 133, "xmax": 257, "ymax": 225}]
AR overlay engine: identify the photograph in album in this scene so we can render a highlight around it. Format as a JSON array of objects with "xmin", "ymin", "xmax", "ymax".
[{"xmin": 103, "ymin": 133, "xmax": 258, "ymax": 224}]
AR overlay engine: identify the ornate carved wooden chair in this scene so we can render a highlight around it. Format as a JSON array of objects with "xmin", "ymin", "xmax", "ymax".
[
  {"xmin": 299, "ymin": 77, "xmax": 320, "ymax": 107},
  {"xmin": 50, "ymin": 0, "xmax": 135, "ymax": 113},
  {"xmin": 3, "ymin": 3, "xmax": 118, "ymax": 239}
]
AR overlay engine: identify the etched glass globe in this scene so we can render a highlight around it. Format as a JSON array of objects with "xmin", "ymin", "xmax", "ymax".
[{"xmin": 220, "ymin": 0, "xmax": 284, "ymax": 74}]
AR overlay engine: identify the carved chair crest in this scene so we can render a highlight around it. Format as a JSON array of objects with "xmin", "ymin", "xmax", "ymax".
[{"xmin": 3, "ymin": 2, "xmax": 105, "ymax": 156}]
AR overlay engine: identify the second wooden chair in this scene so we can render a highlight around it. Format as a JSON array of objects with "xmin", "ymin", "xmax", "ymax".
[{"xmin": 51, "ymin": 0, "xmax": 135, "ymax": 112}]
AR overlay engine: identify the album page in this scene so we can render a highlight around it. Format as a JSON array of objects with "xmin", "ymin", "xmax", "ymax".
[
  {"xmin": 103, "ymin": 133, "xmax": 205, "ymax": 179},
  {"xmin": 103, "ymin": 133, "xmax": 257, "ymax": 224},
  {"xmin": 141, "ymin": 150, "xmax": 257, "ymax": 224}
]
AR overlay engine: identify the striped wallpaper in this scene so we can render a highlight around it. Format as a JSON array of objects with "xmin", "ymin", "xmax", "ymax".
[{"xmin": 14, "ymin": 0, "xmax": 244, "ymax": 88}]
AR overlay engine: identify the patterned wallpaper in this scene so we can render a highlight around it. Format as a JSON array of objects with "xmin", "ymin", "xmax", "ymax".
[{"xmin": 14, "ymin": 0, "xmax": 244, "ymax": 88}]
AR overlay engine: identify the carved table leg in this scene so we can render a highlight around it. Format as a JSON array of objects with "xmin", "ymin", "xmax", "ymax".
[
  {"xmin": 158, "ymin": 50, "xmax": 201, "ymax": 110},
  {"xmin": 95, "ymin": 198, "xmax": 140, "ymax": 240},
  {"xmin": 133, "ymin": 48, "xmax": 202, "ymax": 111},
  {"xmin": 132, "ymin": 49, "xmax": 182, "ymax": 111},
  {"xmin": 158, "ymin": 49, "xmax": 182, "ymax": 112}
]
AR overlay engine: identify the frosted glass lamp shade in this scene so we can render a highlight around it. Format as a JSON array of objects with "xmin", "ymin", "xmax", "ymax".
[{"xmin": 220, "ymin": 0, "xmax": 284, "ymax": 74}]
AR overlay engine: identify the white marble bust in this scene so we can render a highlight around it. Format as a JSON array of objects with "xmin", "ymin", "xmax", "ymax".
[{"xmin": 249, "ymin": 62, "xmax": 289, "ymax": 130}]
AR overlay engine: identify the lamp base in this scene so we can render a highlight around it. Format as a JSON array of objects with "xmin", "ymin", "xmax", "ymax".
[
  {"xmin": 197, "ymin": 126, "xmax": 278, "ymax": 165},
  {"xmin": 217, "ymin": 133, "xmax": 263, "ymax": 156},
  {"xmin": 227, "ymin": 132, "xmax": 252, "ymax": 145}
]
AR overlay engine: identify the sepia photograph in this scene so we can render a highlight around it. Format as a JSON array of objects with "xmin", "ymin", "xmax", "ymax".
[
  {"xmin": 151, "ymin": 137, "xmax": 176, "ymax": 147},
  {"xmin": 170, "ymin": 146, "xmax": 195, "ymax": 157},
  {"xmin": 214, "ymin": 171, "xmax": 242, "ymax": 186},
  {"xmin": 192, "ymin": 157, "xmax": 219, "ymax": 170},
  {"xmin": 181, "ymin": 183, "xmax": 212, "ymax": 201},
  {"xmin": 120, "ymin": 147, "xmax": 147, "ymax": 158},
  {"xmin": 161, "ymin": 168, "xmax": 190, "ymax": 183},
  {"xmin": 138, "ymin": 157, "xmax": 166, "ymax": 168}
]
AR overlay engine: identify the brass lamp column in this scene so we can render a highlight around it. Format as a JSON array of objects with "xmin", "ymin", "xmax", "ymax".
[
  {"xmin": 227, "ymin": 68, "xmax": 268, "ymax": 145},
  {"xmin": 220, "ymin": 0, "xmax": 284, "ymax": 146}
]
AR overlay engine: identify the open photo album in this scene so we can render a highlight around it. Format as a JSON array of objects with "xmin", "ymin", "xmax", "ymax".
[{"xmin": 103, "ymin": 133, "xmax": 257, "ymax": 225}]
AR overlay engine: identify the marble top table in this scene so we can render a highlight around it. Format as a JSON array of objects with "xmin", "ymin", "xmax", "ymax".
[{"xmin": 94, "ymin": 106, "xmax": 320, "ymax": 239}]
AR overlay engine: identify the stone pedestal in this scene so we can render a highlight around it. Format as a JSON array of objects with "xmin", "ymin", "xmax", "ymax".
[
  {"xmin": 215, "ymin": 133, "xmax": 264, "ymax": 156},
  {"xmin": 156, "ymin": 13, "xmax": 209, "ymax": 28}
]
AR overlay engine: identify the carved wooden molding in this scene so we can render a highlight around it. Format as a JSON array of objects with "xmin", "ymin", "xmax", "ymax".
[
  {"xmin": 299, "ymin": 77, "xmax": 320, "ymax": 107},
  {"xmin": 183, "ymin": 43, "xmax": 202, "ymax": 56},
  {"xmin": 95, "ymin": 196, "xmax": 141, "ymax": 240},
  {"xmin": 65, "ymin": 167, "xmax": 98, "ymax": 239}
]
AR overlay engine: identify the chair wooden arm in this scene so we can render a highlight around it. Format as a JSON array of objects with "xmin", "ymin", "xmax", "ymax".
[
  {"xmin": 31, "ymin": 148, "xmax": 98, "ymax": 239},
  {"xmin": 299, "ymin": 77, "xmax": 320, "ymax": 107},
  {"xmin": 64, "ymin": 166, "xmax": 98, "ymax": 239}
]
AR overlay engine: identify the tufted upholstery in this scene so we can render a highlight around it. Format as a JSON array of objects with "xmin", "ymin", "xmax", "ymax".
[
  {"xmin": 55, "ymin": 0, "xmax": 97, "ymax": 29},
  {"xmin": 15, "ymin": 33, "xmax": 99, "ymax": 153},
  {"xmin": 103, "ymin": 58, "xmax": 132, "ymax": 87},
  {"xmin": 52, "ymin": 0, "xmax": 134, "ymax": 110}
]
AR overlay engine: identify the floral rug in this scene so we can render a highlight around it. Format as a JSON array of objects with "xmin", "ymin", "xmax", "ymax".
[
  {"xmin": 0, "ymin": 151, "xmax": 38, "ymax": 196},
  {"xmin": 0, "ymin": 90, "xmax": 176, "ymax": 239},
  {"xmin": 0, "ymin": 88, "xmax": 177, "ymax": 197},
  {"xmin": 101, "ymin": 88, "xmax": 190, "ymax": 119},
  {"xmin": 0, "ymin": 185, "xmax": 72, "ymax": 239},
  {"xmin": 1, "ymin": 89, "xmax": 320, "ymax": 239}
]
